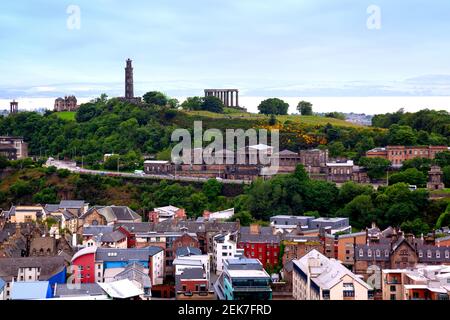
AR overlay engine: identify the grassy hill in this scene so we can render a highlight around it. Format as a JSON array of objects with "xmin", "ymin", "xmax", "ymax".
[
  {"xmin": 182, "ymin": 109, "xmax": 365, "ymax": 129},
  {"xmin": 55, "ymin": 111, "xmax": 76, "ymax": 121}
]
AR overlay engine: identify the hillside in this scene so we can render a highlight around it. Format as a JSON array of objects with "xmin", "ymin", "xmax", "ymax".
[{"xmin": 181, "ymin": 109, "xmax": 365, "ymax": 128}]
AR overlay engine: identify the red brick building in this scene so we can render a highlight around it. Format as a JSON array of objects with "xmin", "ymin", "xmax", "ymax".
[{"xmin": 237, "ymin": 224, "xmax": 280, "ymax": 269}]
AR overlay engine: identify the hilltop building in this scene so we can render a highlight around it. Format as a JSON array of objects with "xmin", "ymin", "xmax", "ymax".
[{"xmin": 54, "ymin": 96, "xmax": 78, "ymax": 112}]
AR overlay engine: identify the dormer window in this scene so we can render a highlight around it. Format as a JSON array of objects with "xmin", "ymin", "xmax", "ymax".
[
  {"xmin": 436, "ymin": 251, "xmax": 441, "ymax": 259},
  {"xmin": 368, "ymin": 249, "xmax": 372, "ymax": 257},
  {"xmin": 359, "ymin": 249, "xmax": 364, "ymax": 257},
  {"xmin": 376, "ymin": 250, "xmax": 381, "ymax": 257},
  {"xmin": 427, "ymin": 250, "xmax": 432, "ymax": 258},
  {"xmin": 445, "ymin": 250, "xmax": 449, "ymax": 259},
  {"xmin": 418, "ymin": 251, "xmax": 423, "ymax": 258}
]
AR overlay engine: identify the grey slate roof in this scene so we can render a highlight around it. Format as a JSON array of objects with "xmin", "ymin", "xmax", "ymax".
[
  {"xmin": 59, "ymin": 200, "xmax": 86, "ymax": 209},
  {"xmin": 54, "ymin": 283, "xmax": 105, "ymax": 297},
  {"xmin": 176, "ymin": 247, "xmax": 202, "ymax": 257},
  {"xmin": 118, "ymin": 222, "xmax": 153, "ymax": 233},
  {"xmin": 95, "ymin": 247, "xmax": 163, "ymax": 262},
  {"xmin": 82, "ymin": 226, "xmax": 114, "ymax": 236},
  {"xmin": 101, "ymin": 230, "xmax": 127, "ymax": 243},
  {"xmin": 0, "ymin": 256, "xmax": 66, "ymax": 282}
]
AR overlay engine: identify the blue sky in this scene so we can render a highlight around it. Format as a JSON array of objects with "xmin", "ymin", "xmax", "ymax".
[{"xmin": 1, "ymin": 0, "xmax": 450, "ymax": 100}]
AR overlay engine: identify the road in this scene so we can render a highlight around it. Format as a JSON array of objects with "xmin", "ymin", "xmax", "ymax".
[{"xmin": 45, "ymin": 158, "xmax": 251, "ymax": 185}]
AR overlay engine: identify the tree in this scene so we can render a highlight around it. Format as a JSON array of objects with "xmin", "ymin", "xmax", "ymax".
[
  {"xmin": 167, "ymin": 98, "xmax": 180, "ymax": 109},
  {"xmin": 181, "ymin": 97, "xmax": 203, "ymax": 111},
  {"xmin": 387, "ymin": 124, "xmax": 417, "ymax": 145},
  {"xmin": 401, "ymin": 218, "xmax": 430, "ymax": 236},
  {"xmin": 443, "ymin": 166, "xmax": 450, "ymax": 188},
  {"xmin": 258, "ymin": 98, "xmax": 289, "ymax": 115},
  {"xmin": 389, "ymin": 168, "xmax": 427, "ymax": 187},
  {"xmin": 0, "ymin": 156, "xmax": 9, "ymax": 169},
  {"xmin": 338, "ymin": 182, "xmax": 373, "ymax": 205},
  {"xmin": 143, "ymin": 91, "xmax": 168, "ymax": 106},
  {"xmin": 202, "ymin": 179, "xmax": 223, "ymax": 201},
  {"xmin": 325, "ymin": 112, "xmax": 346, "ymax": 120},
  {"xmin": 297, "ymin": 101, "xmax": 313, "ymax": 115},
  {"xmin": 435, "ymin": 204, "xmax": 450, "ymax": 229},
  {"xmin": 76, "ymin": 103, "xmax": 99, "ymax": 122},
  {"xmin": 201, "ymin": 96, "xmax": 224, "ymax": 113},
  {"xmin": 328, "ymin": 141, "xmax": 346, "ymax": 158},
  {"xmin": 358, "ymin": 157, "xmax": 391, "ymax": 180},
  {"xmin": 339, "ymin": 194, "xmax": 376, "ymax": 229},
  {"xmin": 228, "ymin": 211, "xmax": 253, "ymax": 226},
  {"xmin": 10, "ymin": 180, "xmax": 32, "ymax": 197}
]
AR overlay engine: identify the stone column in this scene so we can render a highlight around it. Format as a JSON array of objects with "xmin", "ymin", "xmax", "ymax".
[
  {"xmin": 225, "ymin": 91, "xmax": 229, "ymax": 107},
  {"xmin": 235, "ymin": 90, "xmax": 239, "ymax": 107}
]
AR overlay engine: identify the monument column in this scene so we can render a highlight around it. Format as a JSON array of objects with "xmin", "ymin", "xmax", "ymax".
[{"xmin": 235, "ymin": 90, "xmax": 239, "ymax": 107}]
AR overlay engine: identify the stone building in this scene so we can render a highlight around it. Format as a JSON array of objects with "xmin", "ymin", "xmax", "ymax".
[
  {"xmin": 54, "ymin": 96, "xmax": 78, "ymax": 112},
  {"xmin": 0, "ymin": 136, "xmax": 28, "ymax": 160},
  {"xmin": 366, "ymin": 145, "xmax": 449, "ymax": 166},
  {"xmin": 427, "ymin": 166, "xmax": 445, "ymax": 190}
]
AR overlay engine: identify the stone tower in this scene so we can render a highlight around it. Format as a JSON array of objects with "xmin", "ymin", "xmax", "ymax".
[
  {"xmin": 10, "ymin": 100, "xmax": 18, "ymax": 114},
  {"xmin": 427, "ymin": 165, "xmax": 445, "ymax": 190},
  {"xmin": 125, "ymin": 59, "xmax": 134, "ymax": 99}
]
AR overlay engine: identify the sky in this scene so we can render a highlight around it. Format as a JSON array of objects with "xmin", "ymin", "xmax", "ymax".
[{"xmin": 1, "ymin": 0, "xmax": 450, "ymax": 113}]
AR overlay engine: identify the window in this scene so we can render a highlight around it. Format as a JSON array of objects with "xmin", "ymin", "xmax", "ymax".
[
  {"xmin": 376, "ymin": 250, "xmax": 380, "ymax": 257},
  {"xmin": 359, "ymin": 249, "xmax": 364, "ymax": 257},
  {"xmin": 390, "ymin": 294, "xmax": 396, "ymax": 301},
  {"xmin": 368, "ymin": 249, "xmax": 372, "ymax": 257},
  {"xmin": 445, "ymin": 250, "xmax": 449, "ymax": 259},
  {"xmin": 418, "ymin": 251, "xmax": 423, "ymax": 258},
  {"xmin": 436, "ymin": 251, "xmax": 441, "ymax": 259},
  {"xmin": 390, "ymin": 285, "xmax": 396, "ymax": 292},
  {"xmin": 385, "ymin": 250, "xmax": 389, "ymax": 257},
  {"xmin": 427, "ymin": 250, "xmax": 432, "ymax": 258}
]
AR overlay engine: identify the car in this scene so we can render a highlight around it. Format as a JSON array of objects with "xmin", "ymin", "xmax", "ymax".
[{"xmin": 409, "ymin": 185, "xmax": 417, "ymax": 191}]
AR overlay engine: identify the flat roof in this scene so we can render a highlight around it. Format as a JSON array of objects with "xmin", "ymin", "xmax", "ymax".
[{"xmin": 227, "ymin": 269, "xmax": 270, "ymax": 279}]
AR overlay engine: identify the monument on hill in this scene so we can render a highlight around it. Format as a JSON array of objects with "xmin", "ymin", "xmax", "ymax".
[{"xmin": 119, "ymin": 59, "xmax": 142, "ymax": 104}]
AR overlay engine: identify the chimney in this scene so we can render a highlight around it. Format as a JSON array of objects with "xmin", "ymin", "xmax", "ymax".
[
  {"xmin": 250, "ymin": 224, "xmax": 261, "ymax": 235},
  {"xmin": 72, "ymin": 233, "xmax": 77, "ymax": 247},
  {"xmin": 15, "ymin": 224, "xmax": 21, "ymax": 238}
]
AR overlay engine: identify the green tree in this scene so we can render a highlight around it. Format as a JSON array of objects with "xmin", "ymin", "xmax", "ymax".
[
  {"xmin": 228, "ymin": 211, "xmax": 253, "ymax": 226},
  {"xmin": 401, "ymin": 218, "xmax": 430, "ymax": 236},
  {"xmin": 0, "ymin": 156, "xmax": 9, "ymax": 169},
  {"xmin": 10, "ymin": 180, "xmax": 32, "ymax": 197},
  {"xmin": 389, "ymin": 168, "xmax": 427, "ymax": 187},
  {"xmin": 328, "ymin": 141, "xmax": 346, "ymax": 158},
  {"xmin": 258, "ymin": 98, "xmax": 289, "ymax": 115},
  {"xmin": 359, "ymin": 157, "xmax": 391, "ymax": 180},
  {"xmin": 202, "ymin": 179, "xmax": 223, "ymax": 201},
  {"xmin": 339, "ymin": 194, "xmax": 376, "ymax": 229},
  {"xmin": 181, "ymin": 97, "xmax": 203, "ymax": 111},
  {"xmin": 435, "ymin": 204, "xmax": 450, "ymax": 229},
  {"xmin": 201, "ymin": 96, "xmax": 224, "ymax": 113},
  {"xmin": 297, "ymin": 101, "xmax": 313, "ymax": 115},
  {"xmin": 76, "ymin": 103, "xmax": 99, "ymax": 122},
  {"xmin": 143, "ymin": 91, "xmax": 168, "ymax": 106}
]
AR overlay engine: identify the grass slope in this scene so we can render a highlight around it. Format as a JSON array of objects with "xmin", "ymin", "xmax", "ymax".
[
  {"xmin": 55, "ymin": 111, "xmax": 76, "ymax": 121},
  {"xmin": 182, "ymin": 110, "xmax": 365, "ymax": 128}
]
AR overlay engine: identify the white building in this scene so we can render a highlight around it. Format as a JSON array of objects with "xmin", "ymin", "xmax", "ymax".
[
  {"xmin": 213, "ymin": 232, "xmax": 244, "ymax": 275},
  {"xmin": 292, "ymin": 249, "xmax": 373, "ymax": 300}
]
